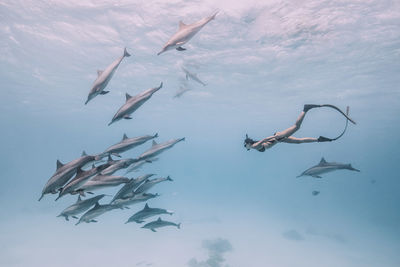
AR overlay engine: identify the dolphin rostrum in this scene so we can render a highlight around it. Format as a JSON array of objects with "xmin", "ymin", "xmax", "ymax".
[
  {"xmin": 75, "ymin": 175, "xmax": 130, "ymax": 195},
  {"xmin": 141, "ymin": 217, "xmax": 181, "ymax": 232},
  {"xmin": 110, "ymin": 174, "xmax": 155, "ymax": 204},
  {"xmin": 75, "ymin": 202, "xmax": 118, "ymax": 225},
  {"xmin": 85, "ymin": 48, "xmax": 131, "ymax": 104},
  {"xmin": 57, "ymin": 194, "xmax": 106, "ymax": 221},
  {"xmin": 108, "ymin": 82, "xmax": 163, "ymax": 126},
  {"xmin": 297, "ymin": 157, "xmax": 360, "ymax": 178},
  {"xmin": 157, "ymin": 11, "xmax": 218, "ymax": 55},
  {"xmin": 56, "ymin": 165, "xmax": 103, "ymax": 201},
  {"xmin": 101, "ymin": 133, "xmax": 158, "ymax": 158},
  {"xmin": 39, "ymin": 151, "xmax": 99, "ymax": 201},
  {"xmin": 134, "ymin": 176, "xmax": 173, "ymax": 194},
  {"xmin": 135, "ymin": 138, "xmax": 185, "ymax": 162},
  {"xmin": 125, "ymin": 203, "xmax": 173, "ymax": 224},
  {"xmin": 182, "ymin": 67, "xmax": 206, "ymax": 86}
]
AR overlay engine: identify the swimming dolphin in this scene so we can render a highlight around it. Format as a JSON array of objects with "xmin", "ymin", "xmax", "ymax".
[
  {"xmin": 141, "ymin": 217, "xmax": 181, "ymax": 232},
  {"xmin": 157, "ymin": 11, "xmax": 218, "ymax": 55},
  {"xmin": 85, "ymin": 48, "xmax": 131, "ymax": 104},
  {"xmin": 108, "ymin": 82, "xmax": 163, "ymax": 126},
  {"xmin": 125, "ymin": 203, "xmax": 174, "ymax": 224},
  {"xmin": 182, "ymin": 67, "xmax": 206, "ymax": 86},
  {"xmin": 135, "ymin": 176, "xmax": 173, "ymax": 194},
  {"xmin": 312, "ymin": 190, "xmax": 320, "ymax": 196},
  {"xmin": 110, "ymin": 174, "xmax": 155, "ymax": 204},
  {"xmin": 101, "ymin": 133, "xmax": 158, "ymax": 158},
  {"xmin": 56, "ymin": 164, "xmax": 105, "ymax": 201},
  {"xmin": 75, "ymin": 175, "xmax": 130, "ymax": 195},
  {"xmin": 100, "ymin": 158, "xmax": 136, "ymax": 175},
  {"xmin": 57, "ymin": 194, "xmax": 106, "ymax": 221},
  {"xmin": 297, "ymin": 157, "xmax": 360, "ymax": 178},
  {"xmin": 75, "ymin": 202, "xmax": 118, "ymax": 225},
  {"xmin": 39, "ymin": 151, "xmax": 99, "ymax": 201},
  {"xmin": 112, "ymin": 193, "xmax": 159, "ymax": 208},
  {"xmin": 135, "ymin": 138, "xmax": 185, "ymax": 162},
  {"xmin": 174, "ymin": 85, "xmax": 191, "ymax": 98},
  {"xmin": 125, "ymin": 158, "xmax": 158, "ymax": 175}
]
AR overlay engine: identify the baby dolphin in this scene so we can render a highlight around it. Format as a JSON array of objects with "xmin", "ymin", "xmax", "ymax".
[
  {"xmin": 85, "ymin": 48, "xmax": 131, "ymax": 104},
  {"xmin": 110, "ymin": 174, "xmax": 155, "ymax": 204},
  {"xmin": 101, "ymin": 133, "xmax": 158, "ymax": 158},
  {"xmin": 157, "ymin": 11, "xmax": 218, "ymax": 55},
  {"xmin": 182, "ymin": 67, "xmax": 206, "ymax": 86},
  {"xmin": 75, "ymin": 175, "xmax": 130, "ymax": 196},
  {"xmin": 108, "ymin": 82, "xmax": 163, "ymax": 126},
  {"xmin": 141, "ymin": 217, "xmax": 181, "ymax": 232},
  {"xmin": 125, "ymin": 203, "xmax": 173, "ymax": 224},
  {"xmin": 57, "ymin": 194, "xmax": 106, "ymax": 221},
  {"xmin": 136, "ymin": 138, "xmax": 185, "ymax": 162},
  {"xmin": 135, "ymin": 176, "xmax": 173, "ymax": 194},
  {"xmin": 75, "ymin": 202, "xmax": 118, "ymax": 225},
  {"xmin": 297, "ymin": 157, "xmax": 360, "ymax": 178},
  {"xmin": 39, "ymin": 151, "xmax": 99, "ymax": 201}
]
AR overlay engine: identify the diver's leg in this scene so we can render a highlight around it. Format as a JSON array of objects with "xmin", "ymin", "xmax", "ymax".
[{"xmin": 281, "ymin": 136, "xmax": 318, "ymax": 144}]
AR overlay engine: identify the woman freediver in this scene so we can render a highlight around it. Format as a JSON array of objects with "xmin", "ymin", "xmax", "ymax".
[{"xmin": 244, "ymin": 104, "xmax": 356, "ymax": 152}]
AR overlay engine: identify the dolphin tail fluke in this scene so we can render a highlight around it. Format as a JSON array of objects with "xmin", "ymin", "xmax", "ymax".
[
  {"xmin": 38, "ymin": 194, "xmax": 44, "ymax": 201},
  {"xmin": 177, "ymin": 223, "xmax": 181, "ymax": 229},
  {"xmin": 167, "ymin": 176, "xmax": 173, "ymax": 182},
  {"xmin": 75, "ymin": 221, "xmax": 81, "ymax": 226},
  {"xmin": 55, "ymin": 195, "xmax": 61, "ymax": 201},
  {"xmin": 154, "ymin": 133, "xmax": 158, "ymax": 138},
  {"xmin": 158, "ymin": 82, "xmax": 163, "ymax": 89},
  {"xmin": 124, "ymin": 48, "xmax": 131, "ymax": 57},
  {"xmin": 349, "ymin": 165, "xmax": 361, "ymax": 172}
]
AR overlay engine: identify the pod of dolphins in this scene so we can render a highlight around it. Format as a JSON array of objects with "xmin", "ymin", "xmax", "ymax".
[{"xmin": 40, "ymin": 10, "xmax": 361, "ymax": 231}]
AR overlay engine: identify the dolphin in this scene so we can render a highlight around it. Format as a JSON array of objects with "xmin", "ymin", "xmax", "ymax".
[
  {"xmin": 57, "ymin": 194, "xmax": 106, "ymax": 221},
  {"xmin": 312, "ymin": 191, "xmax": 320, "ymax": 196},
  {"xmin": 125, "ymin": 203, "xmax": 173, "ymax": 224},
  {"xmin": 157, "ymin": 11, "xmax": 218, "ymax": 55},
  {"xmin": 100, "ymin": 158, "xmax": 136, "ymax": 175},
  {"xmin": 108, "ymin": 82, "xmax": 163, "ymax": 126},
  {"xmin": 112, "ymin": 193, "xmax": 159, "ymax": 208},
  {"xmin": 135, "ymin": 138, "xmax": 185, "ymax": 162},
  {"xmin": 141, "ymin": 217, "xmax": 181, "ymax": 232},
  {"xmin": 174, "ymin": 85, "xmax": 191, "ymax": 98},
  {"xmin": 56, "ymin": 164, "xmax": 106, "ymax": 201},
  {"xmin": 297, "ymin": 157, "xmax": 360, "ymax": 178},
  {"xmin": 101, "ymin": 133, "xmax": 158, "ymax": 158},
  {"xmin": 134, "ymin": 176, "xmax": 173, "ymax": 194},
  {"xmin": 182, "ymin": 67, "xmax": 206, "ymax": 86},
  {"xmin": 75, "ymin": 175, "xmax": 130, "ymax": 195},
  {"xmin": 110, "ymin": 174, "xmax": 155, "ymax": 204},
  {"xmin": 39, "ymin": 151, "xmax": 99, "ymax": 201},
  {"xmin": 125, "ymin": 158, "xmax": 158, "ymax": 174},
  {"xmin": 85, "ymin": 48, "xmax": 131, "ymax": 105},
  {"xmin": 75, "ymin": 202, "xmax": 118, "ymax": 225}
]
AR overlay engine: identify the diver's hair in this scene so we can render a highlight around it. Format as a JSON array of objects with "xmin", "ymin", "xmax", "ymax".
[{"xmin": 244, "ymin": 134, "xmax": 256, "ymax": 146}]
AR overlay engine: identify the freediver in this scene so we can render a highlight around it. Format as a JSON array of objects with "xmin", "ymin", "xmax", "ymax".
[{"xmin": 244, "ymin": 104, "xmax": 356, "ymax": 152}]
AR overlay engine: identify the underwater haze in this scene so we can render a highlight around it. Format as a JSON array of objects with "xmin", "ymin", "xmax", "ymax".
[{"xmin": 1, "ymin": 0, "xmax": 400, "ymax": 266}]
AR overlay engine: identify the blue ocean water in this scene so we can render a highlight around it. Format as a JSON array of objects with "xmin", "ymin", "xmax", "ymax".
[{"xmin": 1, "ymin": 1, "xmax": 399, "ymax": 266}]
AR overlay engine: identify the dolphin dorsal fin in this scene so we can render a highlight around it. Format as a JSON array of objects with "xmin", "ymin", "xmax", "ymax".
[
  {"xmin": 152, "ymin": 140, "xmax": 158, "ymax": 147},
  {"xmin": 319, "ymin": 157, "xmax": 327, "ymax": 164},
  {"xmin": 107, "ymin": 155, "xmax": 112, "ymax": 162},
  {"xmin": 144, "ymin": 203, "xmax": 149, "ymax": 209},
  {"xmin": 157, "ymin": 217, "xmax": 162, "ymax": 221},
  {"xmin": 125, "ymin": 93, "xmax": 132, "ymax": 101},
  {"xmin": 81, "ymin": 151, "xmax": 87, "ymax": 157},
  {"xmin": 94, "ymin": 201, "xmax": 100, "ymax": 208},
  {"xmin": 76, "ymin": 195, "xmax": 82, "ymax": 203},
  {"xmin": 97, "ymin": 70, "xmax": 103, "ymax": 76},
  {"xmin": 56, "ymin": 160, "xmax": 64, "ymax": 170},
  {"xmin": 122, "ymin": 133, "xmax": 128, "ymax": 140},
  {"xmin": 179, "ymin": 21, "xmax": 188, "ymax": 29}
]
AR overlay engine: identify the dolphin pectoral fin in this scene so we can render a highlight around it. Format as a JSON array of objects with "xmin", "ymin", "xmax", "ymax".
[
  {"xmin": 176, "ymin": 47, "xmax": 186, "ymax": 51},
  {"xmin": 72, "ymin": 216, "xmax": 78, "ymax": 219},
  {"xmin": 151, "ymin": 228, "xmax": 156, "ymax": 232},
  {"xmin": 100, "ymin": 91, "xmax": 109, "ymax": 95},
  {"xmin": 87, "ymin": 191, "xmax": 94, "ymax": 195},
  {"xmin": 38, "ymin": 194, "xmax": 44, "ymax": 201},
  {"xmin": 91, "ymin": 220, "xmax": 98, "ymax": 223},
  {"xmin": 145, "ymin": 160, "xmax": 152, "ymax": 163},
  {"xmin": 312, "ymin": 175, "xmax": 322, "ymax": 178},
  {"xmin": 136, "ymin": 220, "xmax": 145, "ymax": 224},
  {"xmin": 124, "ymin": 207, "xmax": 130, "ymax": 209},
  {"xmin": 123, "ymin": 115, "xmax": 132, "ymax": 120},
  {"xmin": 111, "ymin": 153, "xmax": 121, "ymax": 158}
]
